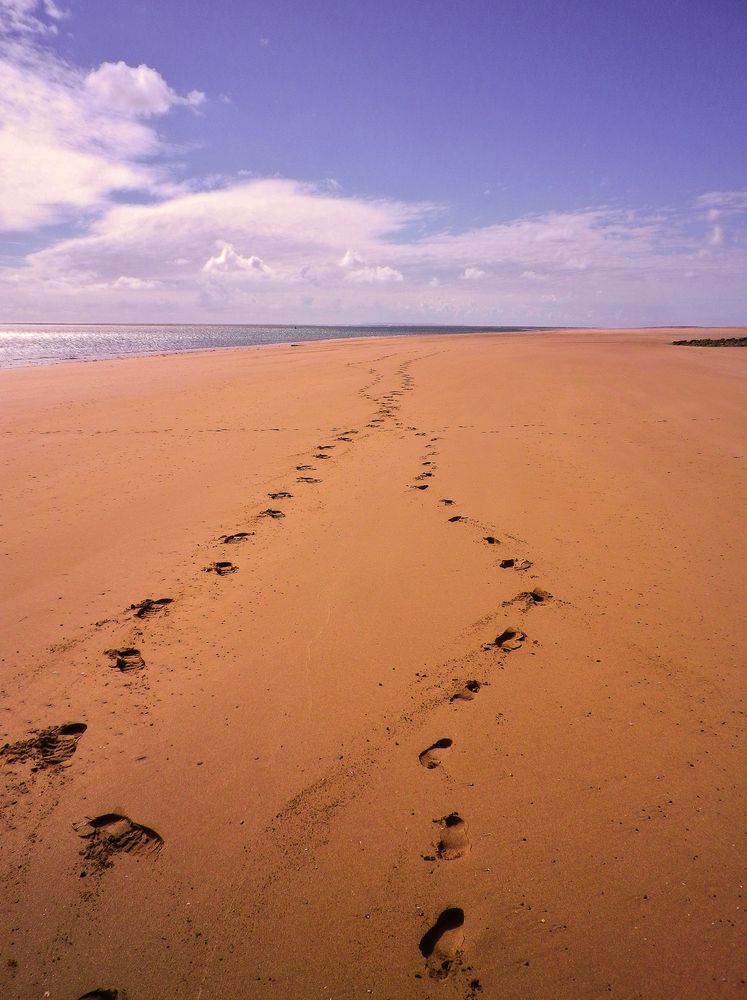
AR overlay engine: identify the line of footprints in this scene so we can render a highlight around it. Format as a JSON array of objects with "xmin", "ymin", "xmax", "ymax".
[
  {"xmin": 406, "ymin": 428, "xmax": 551, "ymax": 989},
  {"xmin": 0, "ymin": 385, "xmax": 416, "ymax": 1000}
]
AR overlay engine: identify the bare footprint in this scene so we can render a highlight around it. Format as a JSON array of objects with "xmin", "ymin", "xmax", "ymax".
[
  {"xmin": 104, "ymin": 648, "xmax": 145, "ymax": 672},
  {"xmin": 204, "ymin": 561, "xmax": 237, "ymax": 575},
  {"xmin": 129, "ymin": 598, "xmax": 173, "ymax": 619},
  {"xmin": 419, "ymin": 738, "xmax": 453, "ymax": 769},
  {"xmin": 436, "ymin": 813, "xmax": 470, "ymax": 860},
  {"xmin": 450, "ymin": 680, "xmax": 481, "ymax": 702},
  {"xmin": 419, "ymin": 907, "xmax": 465, "ymax": 979},
  {"xmin": 77, "ymin": 813, "xmax": 163, "ymax": 871},
  {"xmin": 1, "ymin": 722, "xmax": 87, "ymax": 770}
]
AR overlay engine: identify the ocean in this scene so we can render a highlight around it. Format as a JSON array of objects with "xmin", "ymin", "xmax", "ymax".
[{"xmin": 0, "ymin": 323, "xmax": 537, "ymax": 369}]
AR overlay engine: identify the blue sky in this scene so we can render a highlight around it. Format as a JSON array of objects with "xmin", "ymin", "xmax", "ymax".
[{"xmin": 0, "ymin": 0, "xmax": 745, "ymax": 324}]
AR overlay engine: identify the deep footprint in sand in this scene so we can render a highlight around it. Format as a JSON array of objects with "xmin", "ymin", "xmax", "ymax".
[
  {"xmin": 204, "ymin": 560, "xmax": 237, "ymax": 575},
  {"xmin": 450, "ymin": 680, "xmax": 481, "ymax": 702},
  {"xmin": 484, "ymin": 536, "xmax": 499, "ymax": 545},
  {"xmin": 268, "ymin": 491, "xmax": 293, "ymax": 500},
  {"xmin": 499, "ymin": 558, "xmax": 533, "ymax": 570},
  {"xmin": 419, "ymin": 907, "xmax": 465, "ymax": 979},
  {"xmin": 104, "ymin": 648, "xmax": 145, "ymax": 672},
  {"xmin": 419, "ymin": 738, "xmax": 453, "ymax": 769},
  {"xmin": 440, "ymin": 498, "xmax": 455, "ymax": 505},
  {"xmin": 297, "ymin": 476, "xmax": 321, "ymax": 484},
  {"xmin": 509, "ymin": 586, "xmax": 553, "ymax": 607},
  {"xmin": 448, "ymin": 515, "xmax": 465, "ymax": 523},
  {"xmin": 259, "ymin": 508, "xmax": 285, "ymax": 519},
  {"xmin": 129, "ymin": 597, "xmax": 173, "ymax": 619},
  {"xmin": 436, "ymin": 813, "xmax": 470, "ymax": 860},
  {"xmin": 413, "ymin": 484, "xmax": 430, "ymax": 491},
  {"xmin": 296, "ymin": 464, "xmax": 313, "ymax": 471},
  {"xmin": 221, "ymin": 531, "xmax": 254, "ymax": 544},
  {"xmin": 490, "ymin": 626, "xmax": 527, "ymax": 651},
  {"xmin": 1, "ymin": 722, "xmax": 87, "ymax": 770},
  {"xmin": 78, "ymin": 991, "xmax": 127, "ymax": 1000},
  {"xmin": 77, "ymin": 813, "xmax": 163, "ymax": 871}
]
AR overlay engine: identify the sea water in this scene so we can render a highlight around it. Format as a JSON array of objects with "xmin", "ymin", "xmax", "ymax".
[{"xmin": 0, "ymin": 323, "xmax": 537, "ymax": 369}]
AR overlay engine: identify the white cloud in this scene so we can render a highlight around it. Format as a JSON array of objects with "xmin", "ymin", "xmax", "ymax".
[
  {"xmin": 0, "ymin": 0, "xmax": 64, "ymax": 35},
  {"xmin": 85, "ymin": 61, "xmax": 204, "ymax": 117},
  {"xmin": 339, "ymin": 248, "xmax": 365, "ymax": 268},
  {"xmin": 461, "ymin": 266, "xmax": 486, "ymax": 280},
  {"xmin": 112, "ymin": 275, "xmax": 157, "ymax": 289},
  {"xmin": 344, "ymin": 264, "xmax": 404, "ymax": 284},
  {"xmin": 0, "ymin": 35, "xmax": 202, "ymax": 231},
  {"xmin": 202, "ymin": 242, "xmax": 273, "ymax": 275}
]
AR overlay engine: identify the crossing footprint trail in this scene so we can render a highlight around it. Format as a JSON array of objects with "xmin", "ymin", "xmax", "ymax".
[{"xmin": 2, "ymin": 345, "xmax": 556, "ymax": 999}]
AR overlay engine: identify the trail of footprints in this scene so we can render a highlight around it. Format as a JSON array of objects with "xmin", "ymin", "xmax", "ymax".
[
  {"xmin": 405, "ymin": 422, "xmax": 554, "ymax": 988},
  {"xmin": 5, "ymin": 360, "xmax": 554, "ymax": 994}
]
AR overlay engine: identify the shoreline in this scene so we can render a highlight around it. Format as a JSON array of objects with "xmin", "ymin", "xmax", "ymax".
[{"xmin": 1, "ymin": 327, "xmax": 745, "ymax": 998}]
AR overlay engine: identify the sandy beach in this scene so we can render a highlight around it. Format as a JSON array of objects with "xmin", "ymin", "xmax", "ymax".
[{"xmin": 1, "ymin": 327, "xmax": 745, "ymax": 999}]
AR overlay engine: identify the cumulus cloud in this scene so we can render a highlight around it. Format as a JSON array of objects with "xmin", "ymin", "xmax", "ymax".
[
  {"xmin": 0, "ymin": 33, "xmax": 202, "ymax": 231},
  {"xmin": 84, "ymin": 61, "xmax": 204, "ymax": 117},
  {"xmin": 344, "ymin": 264, "xmax": 403, "ymax": 284},
  {"xmin": 461, "ymin": 266, "xmax": 486, "ymax": 280},
  {"xmin": 202, "ymin": 242, "xmax": 273, "ymax": 275}
]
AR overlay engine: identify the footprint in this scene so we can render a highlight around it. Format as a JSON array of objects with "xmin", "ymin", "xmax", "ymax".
[
  {"xmin": 77, "ymin": 813, "xmax": 163, "ymax": 871},
  {"xmin": 259, "ymin": 508, "xmax": 285, "ymax": 519},
  {"xmin": 413, "ymin": 484, "xmax": 429, "ymax": 491},
  {"xmin": 77, "ymin": 991, "xmax": 127, "ymax": 1000},
  {"xmin": 129, "ymin": 598, "xmax": 173, "ymax": 619},
  {"xmin": 105, "ymin": 648, "xmax": 145, "ymax": 672},
  {"xmin": 268, "ymin": 491, "xmax": 293, "ymax": 500},
  {"xmin": 297, "ymin": 476, "xmax": 321, "ymax": 484},
  {"xmin": 436, "ymin": 813, "xmax": 470, "ymax": 860},
  {"xmin": 491, "ymin": 627, "xmax": 526, "ymax": 651},
  {"xmin": 415, "ymin": 472, "xmax": 433, "ymax": 480},
  {"xmin": 450, "ymin": 680, "xmax": 481, "ymax": 702},
  {"xmin": 204, "ymin": 560, "xmax": 237, "ymax": 575},
  {"xmin": 499, "ymin": 558, "xmax": 533, "ymax": 570},
  {"xmin": 419, "ymin": 908, "xmax": 465, "ymax": 979},
  {"xmin": 1, "ymin": 722, "xmax": 87, "ymax": 770},
  {"xmin": 448, "ymin": 515, "xmax": 465, "ymax": 523},
  {"xmin": 419, "ymin": 738, "xmax": 453, "ymax": 769},
  {"xmin": 316, "ymin": 444, "xmax": 335, "ymax": 450},
  {"xmin": 337, "ymin": 436, "xmax": 353, "ymax": 442},
  {"xmin": 221, "ymin": 532, "xmax": 254, "ymax": 544},
  {"xmin": 483, "ymin": 536, "xmax": 499, "ymax": 545},
  {"xmin": 314, "ymin": 453, "xmax": 332, "ymax": 460},
  {"xmin": 511, "ymin": 587, "xmax": 552, "ymax": 606},
  {"xmin": 440, "ymin": 498, "xmax": 455, "ymax": 505},
  {"xmin": 296, "ymin": 464, "xmax": 313, "ymax": 471}
]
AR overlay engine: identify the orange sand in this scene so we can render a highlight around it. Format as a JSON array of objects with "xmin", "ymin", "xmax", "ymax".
[{"xmin": 1, "ymin": 328, "xmax": 745, "ymax": 999}]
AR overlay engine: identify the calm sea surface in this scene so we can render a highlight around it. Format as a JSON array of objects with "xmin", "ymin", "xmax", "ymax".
[{"xmin": 0, "ymin": 323, "xmax": 538, "ymax": 369}]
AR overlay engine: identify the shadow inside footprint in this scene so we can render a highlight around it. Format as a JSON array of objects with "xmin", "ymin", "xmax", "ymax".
[
  {"xmin": 484, "ymin": 536, "xmax": 499, "ymax": 545},
  {"xmin": 419, "ymin": 907, "xmax": 465, "ymax": 979},
  {"xmin": 77, "ymin": 813, "xmax": 163, "ymax": 871},
  {"xmin": 204, "ymin": 561, "xmax": 237, "ymax": 575},
  {"xmin": 436, "ymin": 813, "xmax": 470, "ymax": 860},
  {"xmin": 509, "ymin": 587, "xmax": 553, "ymax": 607},
  {"xmin": 490, "ymin": 627, "xmax": 527, "ymax": 651},
  {"xmin": 259, "ymin": 508, "xmax": 285, "ymax": 519},
  {"xmin": 450, "ymin": 680, "xmax": 481, "ymax": 702},
  {"xmin": 78, "ymin": 991, "xmax": 127, "ymax": 1000},
  {"xmin": 296, "ymin": 464, "xmax": 313, "ymax": 471},
  {"xmin": 413, "ymin": 484, "xmax": 429, "ymax": 490},
  {"xmin": 297, "ymin": 476, "xmax": 321, "ymax": 483},
  {"xmin": 419, "ymin": 738, "xmax": 453, "ymax": 769},
  {"xmin": 1, "ymin": 721, "xmax": 87, "ymax": 770},
  {"xmin": 448, "ymin": 515, "xmax": 465, "ymax": 523},
  {"xmin": 440, "ymin": 498, "xmax": 455, "ymax": 505},
  {"xmin": 221, "ymin": 532, "xmax": 254, "ymax": 544},
  {"xmin": 268, "ymin": 491, "xmax": 293, "ymax": 500},
  {"xmin": 129, "ymin": 598, "xmax": 173, "ymax": 619},
  {"xmin": 499, "ymin": 558, "xmax": 533, "ymax": 570},
  {"xmin": 104, "ymin": 648, "xmax": 145, "ymax": 672}
]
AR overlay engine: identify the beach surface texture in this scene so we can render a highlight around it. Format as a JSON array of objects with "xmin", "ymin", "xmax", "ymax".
[{"xmin": 1, "ymin": 327, "xmax": 745, "ymax": 999}]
